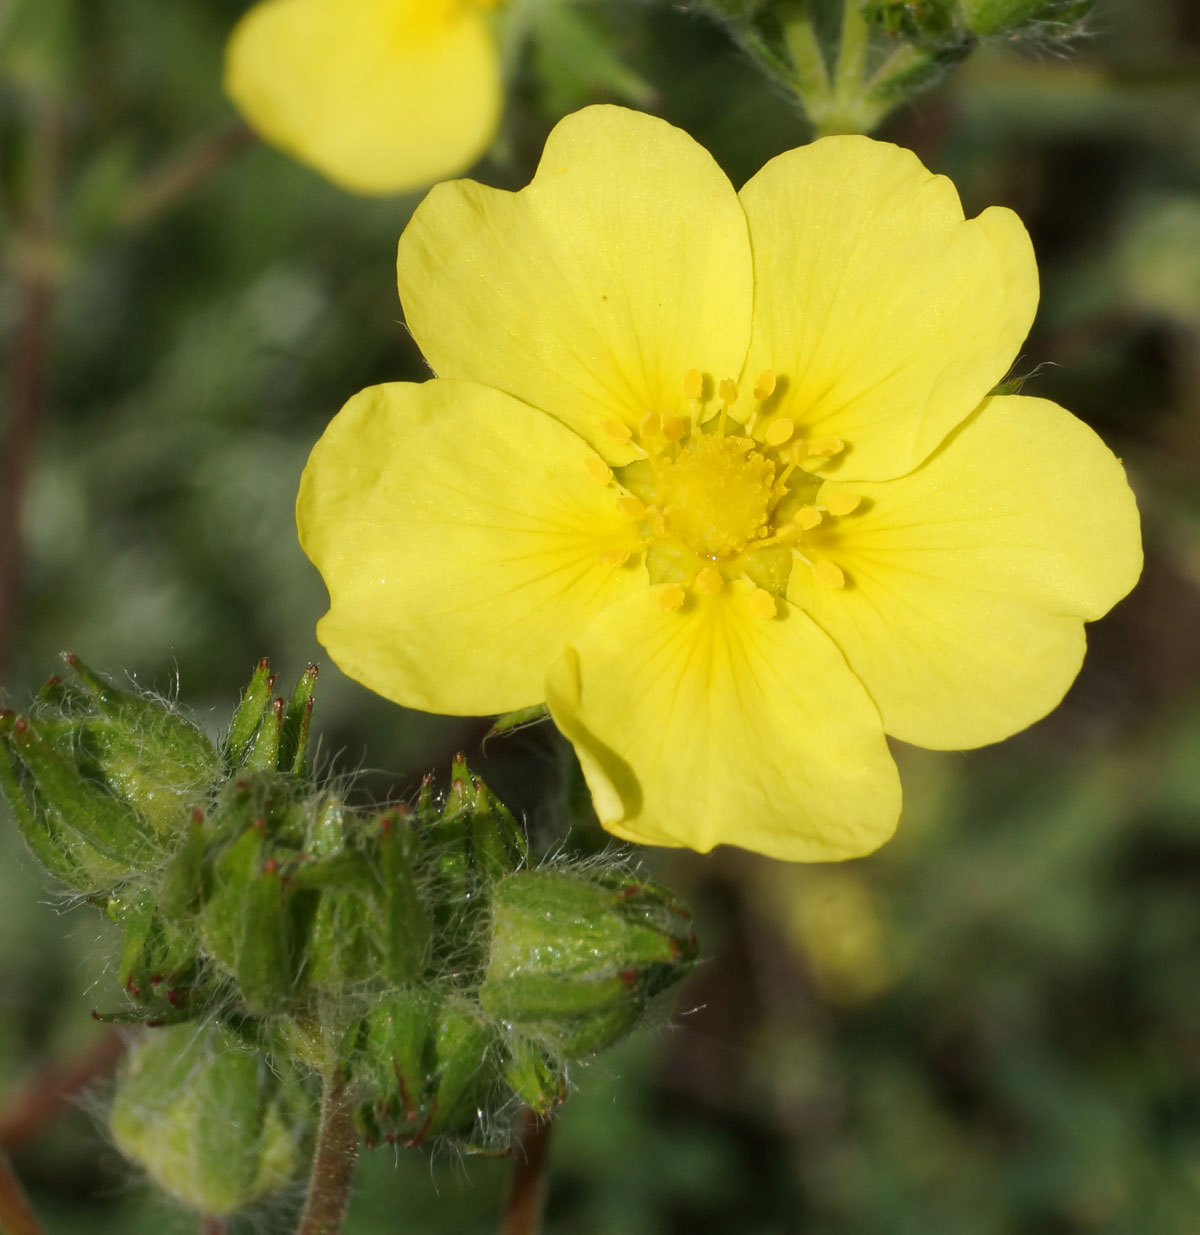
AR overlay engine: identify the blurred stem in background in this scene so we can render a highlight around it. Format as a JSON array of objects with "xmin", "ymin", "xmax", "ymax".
[
  {"xmin": 1, "ymin": 89, "xmax": 61, "ymax": 679},
  {"xmin": 0, "ymin": 1029, "xmax": 128, "ymax": 1151},
  {"xmin": 0, "ymin": 108, "xmax": 255, "ymax": 679},
  {"xmin": 0, "ymin": 1150, "xmax": 44, "ymax": 1235}
]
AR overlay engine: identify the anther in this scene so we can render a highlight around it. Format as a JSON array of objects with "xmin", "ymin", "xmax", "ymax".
[
  {"xmin": 597, "ymin": 547, "xmax": 631, "ymax": 567},
  {"xmin": 682, "ymin": 369, "xmax": 704, "ymax": 401},
  {"xmin": 657, "ymin": 584, "xmax": 686, "ymax": 613},
  {"xmin": 794, "ymin": 506, "xmax": 823, "ymax": 530},
  {"xmin": 617, "ymin": 495, "xmax": 646, "ymax": 519},
  {"xmin": 585, "ymin": 457, "xmax": 613, "ymax": 485},
  {"xmin": 753, "ymin": 369, "xmax": 777, "ymax": 401},
  {"xmin": 807, "ymin": 436, "xmax": 845, "ymax": 458},
  {"xmin": 661, "ymin": 414, "xmax": 686, "ymax": 442},
  {"xmin": 695, "ymin": 567, "xmax": 724, "ymax": 596},
  {"xmin": 811, "ymin": 560, "xmax": 845, "ymax": 589},
  {"xmin": 749, "ymin": 588, "xmax": 777, "ymax": 619},
  {"xmin": 764, "ymin": 417, "xmax": 794, "ymax": 448},
  {"xmin": 602, "ymin": 419, "xmax": 634, "ymax": 443},
  {"xmin": 826, "ymin": 492, "xmax": 861, "ymax": 516},
  {"xmin": 718, "ymin": 378, "xmax": 738, "ymax": 406}
]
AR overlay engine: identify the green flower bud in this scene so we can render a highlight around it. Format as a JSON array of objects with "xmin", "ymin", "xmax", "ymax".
[
  {"xmin": 377, "ymin": 811, "xmax": 432, "ymax": 986},
  {"xmin": 110, "ymin": 1021, "xmax": 314, "ymax": 1216},
  {"xmin": 959, "ymin": 0, "xmax": 1094, "ymax": 35},
  {"xmin": 501, "ymin": 1035, "xmax": 566, "ymax": 1117},
  {"xmin": 0, "ymin": 656, "xmax": 221, "ymax": 889},
  {"xmin": 107, "ymin": 882, "xmax": 202, "ymax": 1013},
  {"xmin": 355, "ymin": 989, "xmax": 503, "ymax": 1151},
  {"xmin": 866, "ymin": 0, "xmax": 962, "ymax": 45},
  {"xmin": 479, "ymin": 870, "xmax": 698, "ymax": 1057},
  {"xmin": 421, "ymin": 755, "xmax": 529, "ymax": 966},
  {"xmin": 199, "ymin": 819, "xmax": 292, "ymax": 1014}
]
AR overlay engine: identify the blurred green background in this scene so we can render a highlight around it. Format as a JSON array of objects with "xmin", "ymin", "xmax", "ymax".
[{"xmin": 2, "ymin": 0, "xmax": 1199, "ymax": 1231}]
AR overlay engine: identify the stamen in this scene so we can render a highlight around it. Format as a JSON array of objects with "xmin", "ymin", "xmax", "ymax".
[
  {"xmin": 716, "ymin": 378, "xmax": 737, "ymax": 434},
  {"xmin": 603, "ymin": 419, "xmax": 634, "ymax": 444},
  {"xmin": 661, "ymin": 414, "xmax": 686, "ymax": 442},
  {"xmin": 682, "ymin": 369, "xmax": 704, "ymax": 401},
  {"xmin": 811, "ymin": 560, "xmax": 845, "ymax": 589},
  {"xmin": 695, "ymin": 567, "xmax": 724, "ymax": 596},
  {"xmin": 751, "ymin": 523, "xmax": 803, "ymax": 550},
  {"xmin": 826, "ymin": 492, "xmax": 861, "ymax": 517},
  {"xmin": 617, "ymin": 495, "xmax": 646, "ymax": 519},
  {"xmin": 748, "ymin": 588, "xmax": 777, "ymax": 619},
  {"xmin": 794, "ymin": 506, "xmax": 823, "ymax": 531},
  {"xmin": 753, "ymin": 369, "xmax": 777, "ymax": 401},
  {"xmin": 640, "ymin": 412, "xmax": 661, "ymax": 440},
  {"xmin": 764, "ymin": 417, "xmax": 794, "ymax": 448},
  {"xmin": 657, "ymin": 584, "xmax": 686, "ymax": 614},
  {"xmin": 807, "ymin": 436, "xmax": 845, "ymax": 458},
  {"xmin": 597, "ymin": 547, "xmax": 631, "ymax": 567},
  {"xmin": 585, "ymin": 457, "xmax": 613, "ymax": 485}
]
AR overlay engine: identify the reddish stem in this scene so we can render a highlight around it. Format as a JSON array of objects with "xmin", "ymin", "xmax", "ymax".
[
  {"xmin": 295, "ymin": 1075, "xmax": 359, "ymax": 1235},
  {"xmin": 499, "ymin": 1108, "xmax": 554, "ymax": 1235},
  {"xmin": 0, "ymin": 1152, "xmax": 45, "ymax": 1235}
]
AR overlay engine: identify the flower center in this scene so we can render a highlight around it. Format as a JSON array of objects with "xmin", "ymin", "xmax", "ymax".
[
  {"xmin": 657, "ymin": 433, "xmax": 774, "ymax": 559},
  {"xmin": 588, "ymin": 370, "xmax": 864, "ymax": 616}
]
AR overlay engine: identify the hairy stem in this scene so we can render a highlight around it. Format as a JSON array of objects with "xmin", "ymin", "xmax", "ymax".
[
  {"xmin": 499, "ymin": 1108, "xmax": 554, "ymax": 1235},
  {"xmin": 295, "ymin": 1076, "xmax": 359, "ymax": 1235},
  {"xmin": 0, "ymin": 1029, "xmax": 129, "ymax": 1150},
  {"xmin": 0, "ymin": 1152, "xmax": 45, "ymax": 1235}
]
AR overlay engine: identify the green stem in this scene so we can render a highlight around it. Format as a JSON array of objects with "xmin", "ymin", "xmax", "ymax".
[
  {"xmin": 780, "ymin": 16, "xmax": 830, "ymax": 98},
  {"xmin": 0, "ymin": 1152, "xmax": 45, "ymax": 1235},
  {"xmin": 498, "ymin": 1108, "xmax": 553, "ymax": 1235},
  {"xmin": 833, "ymin": 0, "xmax": 872, "ymax": 98},
  {"xmin": 295, "ymin": 1076, "xmax": 359, "ymax": 1235},
  {"xmin": 809, "ymin": 0, "xmax": 888, "ymax": 134}
]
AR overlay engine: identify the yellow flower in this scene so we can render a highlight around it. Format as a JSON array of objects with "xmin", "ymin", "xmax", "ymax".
[
  {"xmin": 224, "ymin": 0, "xmax": 501, "ymax": 195},
  {"xmin": 296, "ymin": 106, "xmax": 1142, "ymax": 861}
]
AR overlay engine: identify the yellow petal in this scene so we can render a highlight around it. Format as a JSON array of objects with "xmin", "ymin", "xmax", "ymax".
[
  {"xmin": 396, "ymin": 105, "xmax": 753, "ymax": 461},
  {"xmin": 788, "ymin": 396, "xmax": 1143, "ymax": 749},
  {"xmin": 224, "ymin": 0, "xmax": 500, "ymax": 195},
  {"xmin": 545, "ymin": 582, "xmax": 901, "ymax": 861},
  {"xmin": 297, "ymin": 380, "xmax": 646, "ymax": 714},
  {"xmin": 738, "ymin": 136, "xmax": 1037, "ymax": 480}
]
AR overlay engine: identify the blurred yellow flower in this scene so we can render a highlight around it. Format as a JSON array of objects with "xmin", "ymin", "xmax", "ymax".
[
  {"xmin": 224, "ymin": 0, "xmax": 501, "ymax": 195},
  {"xmin": 297, "ymin": 106, "xmax": 1142, "ymax": 861}
]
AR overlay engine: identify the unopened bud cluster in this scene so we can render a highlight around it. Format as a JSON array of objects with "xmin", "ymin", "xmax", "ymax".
[
  {"xmin": 701, "ymin": 0, "xmax": 1095, "ymax": 136},
  {"xmin": 1, "ymin": 655, "xmax": 698, "ymax": 1214}
]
